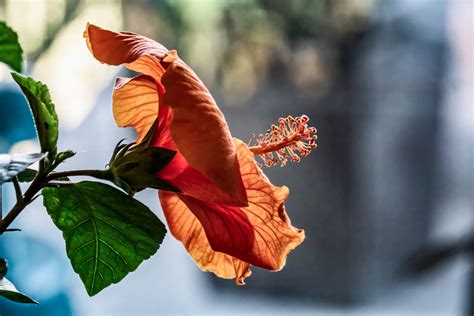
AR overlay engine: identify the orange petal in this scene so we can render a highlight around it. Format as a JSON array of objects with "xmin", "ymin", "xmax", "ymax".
[
  {"xmin": 84, "ymin": 23, "xmax": 169, "ymax": 82},
  {"xmin": 112, "ymin": 75, "xmax": 249, "ymax": 206},
  {"xmin": 159, "ymin": 139, "xmax": 304, "ymax": 282},
  {"xmin": 112, "ymin": 75, "xmax": 159, "ymax": 142},
  {"xmin": 157, "ymin": 154, "xmax": 251, "ymax": 206},
  {"xmin": 161, "ymin": 60, "xmax": 247, "ymax": 205},
  {"xmin": 160, "ymin": 190, "xmax": 252, "ymax": 285},
  {"xmin": 86, "ymin": 23, "xmax": 246, "ymax": 203},
  {"xmin": 153, "ymin": 103, "xmax": 251, "ymax": 206}
]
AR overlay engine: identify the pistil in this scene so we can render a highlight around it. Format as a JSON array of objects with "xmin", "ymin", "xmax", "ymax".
[{"xmin": 248, "ymin": 115, "xmax": 318, "ymax": 167}]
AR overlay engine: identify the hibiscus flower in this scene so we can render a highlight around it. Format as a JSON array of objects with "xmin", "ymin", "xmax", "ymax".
[{"xmin": 84, "ymin": 23, "xmax": 316, "ymax": 284}]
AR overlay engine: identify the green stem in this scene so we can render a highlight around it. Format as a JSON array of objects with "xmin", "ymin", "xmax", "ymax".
[
  {"xmin": 0, "ymin": 169, "xmax": 111, "ymax": 234},
  {"xmin": 46, "ymin": 169, "xmax": 110, "ymax": 182}
]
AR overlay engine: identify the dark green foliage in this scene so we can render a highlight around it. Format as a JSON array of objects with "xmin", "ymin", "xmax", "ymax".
[
  {"xmin": 11, "ymin": 73, "xmax": 59, "ymax": 169},
  {"xmin": 42, "ymin": 181, "xmax": 166, "ymax": 296},
  {"xmin": 0, "ymin": 21, "xmax": 23, "ymax": 72},
  {"xmin": 16, "ymin": 168, "xmax": 37, "ymax": 182}
]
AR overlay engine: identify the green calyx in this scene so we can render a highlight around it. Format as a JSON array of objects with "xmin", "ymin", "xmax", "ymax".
[{"xmin": 107, "ymin": 138, "xmax": 179, "ymax": 195}]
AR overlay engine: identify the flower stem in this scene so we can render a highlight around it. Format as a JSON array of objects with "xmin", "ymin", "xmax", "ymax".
[{"xmin": 46, "ymin": 169, "xmax": 111, "ymax": 182}]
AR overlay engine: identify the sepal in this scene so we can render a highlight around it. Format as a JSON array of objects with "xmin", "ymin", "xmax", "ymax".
[{"xmin": 108, "ymin": 139, "xmax": 179, "ymax": 195}]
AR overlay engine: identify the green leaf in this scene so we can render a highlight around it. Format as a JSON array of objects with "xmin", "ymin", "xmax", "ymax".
[
  {"xmin": 42, "ymin": 181, "xmax": 166, "ymax": 296},
  {"xmin": 11, "ymin": 73, "xmax": 59, "ymax": 166},
  {"xmin": 0, "ymin": 21, "xmax": 23, "ymax": 72},
  {"xmin": 16, "ymin": 168, "xmax": 37, "ymax": 182},
  {"xmin": 0, "ymin": 278, "xmax": 38, "ymax": 304}
]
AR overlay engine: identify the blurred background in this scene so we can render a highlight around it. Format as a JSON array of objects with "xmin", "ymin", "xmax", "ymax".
[{"xmin": 0, "ymin": 0, "xmax": 472, "ymax": 315}]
